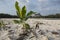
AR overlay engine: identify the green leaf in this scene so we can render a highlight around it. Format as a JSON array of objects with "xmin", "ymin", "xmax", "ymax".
[
  {"xmin": 16, "ymin": 11, "xmax": 20, "ymax": 18},
  {"xmin": 0, "ymin": 22, "xmax": 1, "ymax": 25},
  {"xmin": 22, "ymin": 6, "xmax": 26, "ymax": 18},
  {"xmin": 24, "ymin": 11, "xmax": 36, "ymax": 21},
  {"xmin": 24, "ymin": 17, "xmax": 28, "ymax": 21},
  {"xmin": 13, "ymin": 20, "xmax": 22, "ymax": 24},
  {"xmin": 27, "ymin": 11, "xmax": 35, "ymax": 17},
  {"xmin": 15, "ymin": 1, "xmax": 20, "ymax": 13},
  {"xmin": 24, "ymin": 23, "xmax": 30, "ymax": 29},
  {"xmin": 0, "ymin": 21, "xmax": 4, "ymax": 27},
  {"xmin": 15, "ymin": 1, "xmax": 22, "ymax": 19}
]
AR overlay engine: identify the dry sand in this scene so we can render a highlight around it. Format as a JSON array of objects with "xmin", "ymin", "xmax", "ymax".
[{"xmin": 0, "ymin": 18, "xmax": 60, "ymax": 40}]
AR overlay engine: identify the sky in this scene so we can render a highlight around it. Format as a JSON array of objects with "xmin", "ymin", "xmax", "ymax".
[{"xmin": 0, "ymin": 0, "xmax": 60, "ymax": 15}]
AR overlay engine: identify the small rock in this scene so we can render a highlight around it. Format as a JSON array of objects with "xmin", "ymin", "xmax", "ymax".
[
  {"xmin": 51, "ymin": 31, "xmax": 59, "ymax": 35},
  {"xmin": 41, "ymin": 36, "xmax": 48, "ymax": 40}
]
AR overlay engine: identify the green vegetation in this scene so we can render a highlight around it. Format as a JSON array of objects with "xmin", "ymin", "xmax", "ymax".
[
  {"xmin": 0, "ymin": 20, "xmax": 5, "ymax": 30},
  {"xmin": 0, "ymin": 13, "xmax": 60, "ymax": 18},
  {"xmin": 0, "ymin": 13, "xmax": 18, "ymax": 18},
  {"xmin": 14, "ymin": 1, "xmax": 35, "ymax": 30},
  {"xmin": 44, "ymin": 14, "xmax": 60, "ymax": 18}
]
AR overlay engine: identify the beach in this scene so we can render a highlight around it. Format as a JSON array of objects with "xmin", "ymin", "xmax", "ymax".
[{"xmin": 0, "ymin": 18, "xmax": 60, "ymax": 40}]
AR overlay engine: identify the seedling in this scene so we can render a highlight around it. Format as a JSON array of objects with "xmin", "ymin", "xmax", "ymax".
[
  {"xmin": 0, "ymin": 20, "xmax": 5, "ymax": 30},
  {"xmin": 13, "ymin": 1, "xmax": 39, "ymax": 40},
  {"xmin": 14, "ymin": 1, "xmax": 35, "ymax": 30}
]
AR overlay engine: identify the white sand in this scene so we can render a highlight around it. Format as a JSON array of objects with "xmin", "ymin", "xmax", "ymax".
[{"xmin": 0, "ymin": 18, "xmax": 60, "ymax": 40}]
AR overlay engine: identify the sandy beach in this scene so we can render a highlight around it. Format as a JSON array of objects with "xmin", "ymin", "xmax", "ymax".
[{"xmin": 0, "ymin": 18, "xmax": 60, "ymax": 40}]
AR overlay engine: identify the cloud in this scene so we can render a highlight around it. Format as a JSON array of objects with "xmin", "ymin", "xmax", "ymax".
[
  {"xmin": 38, "ymin": 0, "xmax": 48, "ymax": 2},
  {"xmin": 0, "ymin": 0, "xmax": 60, "ymax": 15},
  {"xmin": 26, "ymin": 0, "xmax": 29, "ymax": 2}
]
